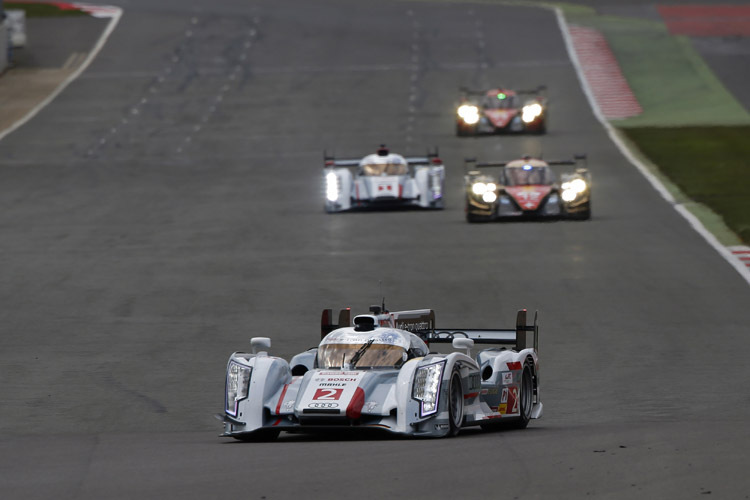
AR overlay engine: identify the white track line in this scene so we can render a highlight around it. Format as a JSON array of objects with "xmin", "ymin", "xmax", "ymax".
[
  {"xmin": 555, "ymin": 7, "xmax": 750, "ymax": 286},
  {"xmin": 0, "ymin": 5, "xmax": 123, "ymax": 143}
]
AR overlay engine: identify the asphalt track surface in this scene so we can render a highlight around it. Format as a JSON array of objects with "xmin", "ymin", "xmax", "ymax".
[{"xmin": 2, "ymin": 1, "xmax": 750, "ymax": 498}]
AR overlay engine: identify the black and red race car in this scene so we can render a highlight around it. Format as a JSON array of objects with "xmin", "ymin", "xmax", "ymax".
[
  {"xmin": 456, "ymin": 87, "xmax": 547, "ymax": 136},
  {"xmin": 464, "ymin": 155, "xmax": 591, "ymax": 222}
]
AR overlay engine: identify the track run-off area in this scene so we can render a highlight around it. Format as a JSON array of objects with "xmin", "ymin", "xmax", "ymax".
[{"xmin": 1, "ymin": 1, "xmax": 749, "ymax": 498}]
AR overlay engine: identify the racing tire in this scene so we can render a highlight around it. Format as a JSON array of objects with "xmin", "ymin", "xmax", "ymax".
[
  {"xmin": 232, "ymin": 429, "xmax": 280, "ymax": 442},
  {"xmin": 447, "ymin": 369, "xmax": 464, "ymax": 437},
  {"xmin": 480, "ymin": 362, "xmax": 534, "ymax": 432},
  {"xmin": 466, "ymin": 212, "xmax": 491, "ymax": 223},
  {"xmin": 511, "ymin": 364, "xmax": 534, "ymax": 429}
]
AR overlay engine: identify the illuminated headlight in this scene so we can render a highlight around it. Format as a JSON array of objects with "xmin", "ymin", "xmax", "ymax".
[
  {"xmin": 570, "ymin": 178, "xmax": 587, "ymax": 192},
  {"xmin": 472, "ymin": 182, "xmax": 486, "ymax": 195},
  {"xmin": 458, "ymin": 104, "xmax": 480, "ymax": 125},
  {"xmin": 561, "ymin": 189, "xmax": 577, "ymax": 202},
  {"xmin": 225, "ymin": 361, "xmax": 252, "ymax": 416},
  {"xmin": 522, "ymin": 103, "xmax": 543, "ymax": 123},
  {"xmin": 413, "ymin": 361, "xmax": 445, "ymax": 417},
  {"xmin": 325, "ymin": 172, "xmax": 339, "ymax": 202},
  {"xmin": 561, "ymin": 178, "xmax": 587, "ymax": 199},
  {"xmin": 482, "ymin": 191, "xmax": 497, "ymax": 203}
]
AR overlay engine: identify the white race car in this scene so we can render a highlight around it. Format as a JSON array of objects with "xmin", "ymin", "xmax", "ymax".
[
  {"xmin": 218, "ymin": 306, "xmax": 542, "ymax": 441},
  {"xmin": 324, "ymin": 145, "xmax": 445, "ymax": 212}
]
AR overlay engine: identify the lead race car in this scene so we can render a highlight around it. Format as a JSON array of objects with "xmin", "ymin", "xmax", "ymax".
[
  {"xmin": 465, "ymin": 155, "xmax": 591, "ymax": 222},
  {"xmin": 219, "ymin": 306, "xmax": 542, "ymax": 440},
  {"xmin": 456, "ymin": 86, "xmax": 547, "ymax": 136},
  {"xmin": 324, "ymin": 145, "xmax": 445, "ymax": 212}
]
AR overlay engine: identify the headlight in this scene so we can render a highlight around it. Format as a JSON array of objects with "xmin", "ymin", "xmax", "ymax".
[
  {"xmin": 570, "ymin": 178, "xmax": 587, "ymax": 192},
  {"xmin": 325, "ymin": 172, "xmax": 339, "ymax": 202},
  {"xmin": 471, "ymin": 182, "xmax": 486, "ymax": 195},
  {"xmin": 522, "ymin": 103, "xmax": 543, "ymax": 123},
  {"xmin": 226, "ymin": 361, "xmax": 252, "ymax": 416},
  {"xmin": 561, "ymin": 179, "xmax": 587, "ymax": 196},
  {"xmin": 561, "ymin": 189, "xmax": 577, "ymax": 202},
  {"xmin": 413, "ymin": 361, "xmax": 445, "ymax": 417},
  {"xmin": 457, "ymin": 104, "xmax": 480, "ymax": 125},
  {"xmin": 482, "ymin": 191, "xmax": 497, "ymax": 203}
]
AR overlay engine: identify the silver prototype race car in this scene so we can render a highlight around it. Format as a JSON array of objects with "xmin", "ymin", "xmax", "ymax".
[
  {"xmin": 324, "ymin": 145, "xmax": 445, "ymax": 212},
  {"xmin": 219, "ymin": 306, "xmax": 542, "ymax": 440}
]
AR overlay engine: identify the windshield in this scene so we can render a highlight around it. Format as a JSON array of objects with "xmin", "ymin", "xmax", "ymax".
[
  {"xmin": 361, "ymin": 163, "xmax": 408, "ymax": 176},
  {"xmin": 504, "ymin": 166, "xmax": 553, "ymax": 186},
  {"xmin": 317, "ymin": 343, "xmax": 407, "ymax": 369},
  {"xmin": 482, "ymin": 93, "xmax": 519, "ymax": 110}
]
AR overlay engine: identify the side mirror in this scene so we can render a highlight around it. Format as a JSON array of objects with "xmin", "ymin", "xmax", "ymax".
[
  {"xmin": 251, "ymin": 337, "xmax": 271, "ymax": 354},
  {"xmin": 452, "ymin": 337, "xmax": 474, "ymax": 356}
]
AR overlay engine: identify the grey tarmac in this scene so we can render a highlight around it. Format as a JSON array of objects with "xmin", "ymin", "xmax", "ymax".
[{"xmin": 1, "ymin": 1, "xmax": 749, "ymax": 499}]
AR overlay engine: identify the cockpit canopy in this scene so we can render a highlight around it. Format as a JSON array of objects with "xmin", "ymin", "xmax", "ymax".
[
  {"xmin": 317, "ymin": 328, "xmax": 429, "ymax": 369},
  {"xmin": 482, "ymin": 90, "xmax": 520, "ymax": 110},
  {"xmin": 359, "ymin": 153, "xmax": 409, "ymax": 176},
  {"xmin": 503, "ymin": 159, "xmax": 555, "ymax": 186},
  {"xmin": 360, "ymin": 162, "xmax": 408, "ymax": 176}
]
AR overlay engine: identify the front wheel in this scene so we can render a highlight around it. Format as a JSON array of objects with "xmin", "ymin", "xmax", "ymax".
[{"xmin": 448, "ymin": 370, "xmax": 464, "ymax": 437}]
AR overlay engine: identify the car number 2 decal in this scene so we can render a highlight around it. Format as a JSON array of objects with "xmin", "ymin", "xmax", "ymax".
[
  {"xmin": 508, "ymin": 387, "xmax": 519, "ymax": 414},
  {"xmin": 313, "ymin": 388, "xmax": 344, "ymax": 400}
]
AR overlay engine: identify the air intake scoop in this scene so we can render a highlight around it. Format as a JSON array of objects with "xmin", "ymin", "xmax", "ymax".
[{"xmin": 353, "ymin": 315, "xmax": 377, "ymax": 331}]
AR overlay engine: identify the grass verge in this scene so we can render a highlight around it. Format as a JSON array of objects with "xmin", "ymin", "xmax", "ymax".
[
  {"xmin": 4, "ymin": 2, "xmax": 87, "ymax": 17},
  {"xmin": 621, "ymin": 126, "xmax": 750, "ymax": 244}
]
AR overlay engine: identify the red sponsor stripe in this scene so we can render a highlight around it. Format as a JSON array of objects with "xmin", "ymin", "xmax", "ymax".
[
  {"xmin": 463, "ymin": 392, "xmax": 479, "ymax": 400},
  {"xmin": 346, "ymin": 387, "xmax": 366, "ymax": 420},
  {"xmin": 506, "ymin": 361, "xmax": 522, "ymax": 371},
  {"xmin": 271, "ymin": 418, "xmax": 282, "ymax": 427},
  {"xmin": 275, "ymin": 383, "xmax": 290, "ymax": 415}
]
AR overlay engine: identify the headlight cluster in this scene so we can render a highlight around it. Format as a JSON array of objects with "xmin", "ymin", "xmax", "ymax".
[
  {"xmin": 325, "ymin": 172, "xmax": 339, "ymax": 202},
  {"xmin": 413, "ymin": 361, "xmax": 445, "ymax": 417},
  {"xmin": 561, "ymin": 178, "xmax": 587, "ymax": 202},
  {"xmin": 471, "ymin": 182, "xmax": 497, "ymax": 203},
  {"xmin": 457, "ymin": 104, "xmax": 480, "ymax": 125},
  {"xmin": 226, "ymin": 361, "xmax": 252, "ymax": 416},
  {"xmin": 522, "ymin": 103, "xmax": 543, "ymax": 123}
]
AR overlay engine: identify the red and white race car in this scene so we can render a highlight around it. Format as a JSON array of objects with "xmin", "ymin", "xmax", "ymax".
[
  {"xmin": 456, "ymin": 86, "xmax": 547, "ymax": 135},
  {"xmin": 465, "ymin": 155, "xmax": 591, "ymax": 222}
]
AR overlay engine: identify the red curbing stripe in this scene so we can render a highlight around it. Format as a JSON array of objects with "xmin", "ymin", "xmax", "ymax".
[
  {"xmin": 275, "ymin": 383, "xmax": 290, "ymax": 415},
  {"xmin": 568, "ymin": 26, "xmax": 642, "ymax": 120}
]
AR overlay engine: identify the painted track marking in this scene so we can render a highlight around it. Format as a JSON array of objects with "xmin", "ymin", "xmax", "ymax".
[{"xmin": 0, "ymin": 5, "xmax": 123, "ymax": 144}]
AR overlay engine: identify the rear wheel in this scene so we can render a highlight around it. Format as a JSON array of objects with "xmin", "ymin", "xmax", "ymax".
[
  {"xmin": 448, "ymin": 370, "xmax": 464, "ymax": 437},
  {"xmin": 511, "ymin": 364, "xmax": 533, "ymax": 429}
]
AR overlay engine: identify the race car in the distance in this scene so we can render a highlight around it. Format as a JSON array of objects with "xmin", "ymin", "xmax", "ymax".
[
  {"xmin": 456, "ymin": 86, "xmax": 547, "ymax": 135},
  {"xmin": 324, "ymin": 145, "xmax": 445, "ymax": 212},
  {"xmin": 465, "ymin": 155, "xmax": 591, "ymax": 222},
  {"xmin": 218, "ymin": 306, "xmax": 542, "ymax": 441}
]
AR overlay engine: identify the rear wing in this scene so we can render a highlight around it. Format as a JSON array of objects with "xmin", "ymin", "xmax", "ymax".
[
  {"xmin": 321, "ymin": 307, "xmax": 538, "ymax": 352},
  {"xmin": 428, "ymin": 309, "xmax": 538, "ymax": 352},
  {"xmin": 323, "ymin": 148, "xmax": 441, "ymax": 168},
  {"xmin": 459, "ymin": 85, "xmax": 546, "ymax": 97},
  {"xmin": 465, "ymin": 154, "xmax": 586, "ymax": 169}
]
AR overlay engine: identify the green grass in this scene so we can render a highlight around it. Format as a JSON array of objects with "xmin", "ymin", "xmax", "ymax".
[
  {"xmin": 4, "ymin": 2, "xmax": 88, "ymax": 17},
  {"xmin": 622, "ymin": 127, "xmax": 750, "ymax": 244}
]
